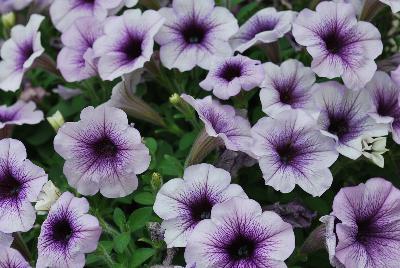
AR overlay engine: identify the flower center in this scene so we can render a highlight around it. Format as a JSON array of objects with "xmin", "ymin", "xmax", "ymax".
[
  {"xmin": 247, "ymin": 18, "xmax": 278, "ymax": 39},
  {"xmin": 322, "ymin": 29, "xmax": 344, "ymax": 54},
  {"xmin": 276, "ymin": 142, "xmax": 298, "ymax": 165},
  {"xmin": 220, "ymin": 63, "xmax": 242, "ymax": 82},
  {"xmin": 52, "ymin": 219, "xmax": 73, "ymax": 243},
  {"xmin": 356, "ymin": 217, "xmax": 375, "ymax": 244},
  {"xmin": 120, "ymin": 35, "xmax": 143, "ymax": 62},
  {"xmin": 0, "ymin": 171, "xmax": 22, "ymax": 199},
  {"xmin": 279, "ymin": 90, "xmax": 294, "ymax": 105},
  {"xmin": 0, "ymin": 113, "xmax": 13, "ymax": 123},
  {"xmin": 189, "ymin": 197, "xmax": 213, "ymax": 222},
  {"xmin": 92, "ymin": 137, "xmax": 118, "ymax": 158},
  {"xmin": 182, "ymin": 20, "xmax": 207, "ymax": 44},
  {"xmin": 327, "ymin": 117, "xmax": 349, "ymax": 139},
  {"xmin": 376, "ymin": 92, "xmax": 398, "ymax": 117},
  {"xmin": 227, "ymin": 235, "xmax": 255, "ymax": 260}
]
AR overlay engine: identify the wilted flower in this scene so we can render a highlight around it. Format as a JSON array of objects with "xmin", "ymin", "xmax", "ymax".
[
  {"xmin": 199, "ymin": 55, "xmax": 264, "ymax": 100},
  {"xmin": 47, "ymin": 111, "xmax": 65, "ymax": 132},
  {"xmin": 185, "ymin": 197, "xmax": 295, "ymax": 268},
  {"xmin": 57, "ymin": 16, "xmax": 103, "ymax": 82},
  {"xmin": 93, "ymin": 9, "xmax": 164, "ymax": 81},
  {"xmin": 215, "ymin": 149, "xmax": 257, "ymax": 178},
  {"xmin": 153, "ymin": 163, "xmax": 247, "ymax": 248},
  {"xmin": 230, "ymin": 7, "xmax": 297, "ymax": 53},
  {"xmin": 108, "ymin": 70, "xmax": 166, "ymax": 127},
  {"xmin": 260, "ymin": 59, "xmax": 316, "ymax": 117},
  {"xmin": 264, "ymin": 201, "xmax": 317, "ymax": 229},
  {"xmin": 0, "ymin": 1, "xmax": 31, "ymax": 14},
  {"xmin": 52, "ymin": 85, "xmax": 82, "ymax": 100},
  {"xmin": 0, "ymin": 246, "xmax": 31, "ymax": 268},
  {"xmin": 292, "ymin": 1, "xmax": 382, "ymax": 89},
  {"xmin": 37, "ymin": 192, "xmax": 102, "ymax": 268},
  {"xmin": 361, "ymin": 136, "xmax": 388, "ymax": 168},
  {"xmin": 155, "ymin": 0, "xmax": 238, "ymax": 71},
  {"xmin": 312, "ymin": 81, "xmax": 387, "ymax": 159},
  {"xmin": 0, "ymin": 14, "xmax": 44, "ymax": 92},
  {"xmin": 365, "ymin": 71, "xmax": 400, "ymax": 144},
  {"xmin": 54, "ymin": 105, "xmax": 150, "ymax": 198},
  {"xmin": 332, "ymin": 178, "xmax": 400, "ymax": 267},
  {"xmin": 319, "ymin": 215, "xmax": 344, "ymax": 268},
  {"xmin": 19, "ymin": 83, "xmax": 49, "ymax": 103},
  {"xmin": 50, "ymin": 0, "xmax": 130, "ymax": 32},
  {"xmin": 0, "ymin": 138, "xmax": 48, "ymax": 233},
  {"xmin": 0, "ymin": 101, "xmax": 43, "ymax": 129},
  {"xmin": 35, "ymin": 180, "xmax": 61, "ymax": 215},
  {"xmin": 252, "ymin": 111, "xmax": 338, "ymax": 196},
  {"xmin": 181, "ymin": 94, "xmax": 252, "ymax": 152}
]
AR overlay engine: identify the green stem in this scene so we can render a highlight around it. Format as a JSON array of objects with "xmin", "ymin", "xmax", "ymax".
[
  {"xmin": 12, "ymin": 232, "xmax": 32, "ymax": 262},
  {"xmin": 99, "ymin": 243, "xmax": 115, "ymax": 268},
  {"xmin": 97, "ymin": 214, "xmax": 119, "ymax": 237}
]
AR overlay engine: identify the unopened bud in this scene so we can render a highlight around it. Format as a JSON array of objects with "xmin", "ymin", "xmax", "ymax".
[
  {"xmin": 35, "ymin": 181, "xmax": 61, "ymax": 215},
  {"xmin": 151, "ymin": 172, "xmax": 163, "ymax": 191},
  {"xmin": 2, "ymin": 12, "xmax": 15, "ymax": 29}
]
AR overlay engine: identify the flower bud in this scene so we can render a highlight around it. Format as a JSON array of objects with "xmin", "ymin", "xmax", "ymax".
[
  {"xmin": 35, "ymin": 181, "xmax": 61, "ymax": 215},
  {"xmin": 1, "ymin": 12, "xmax": 15, "ymax": 29},
  {"xmin": 47, "ymin": 111, "xmax": 64, "ymax": 132}
]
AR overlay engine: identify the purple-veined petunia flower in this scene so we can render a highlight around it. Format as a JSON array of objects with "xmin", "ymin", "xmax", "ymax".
[
  {"xmin": 199, "ymin": 55, "xmax": 264, "ymax": 100},
  {"xmin": 311, "ymin": 81, "xmax": 387, "ymax": 159},
  {"xmin": 155, "ymin": 0, "xmax": 238, "ymax": 71},
  {"xmin": 0, "ymin": 138, "xmax": 48, "ymax": 233},
  {"xmin": 153, "ymin": 163, "xmax": 247, "ymax": 248},
  {"xmin": 181, "ymin": 94, "xmax": 252, "ymax": 152},
  {"xmin": 292, "ymin": 1, "xmax": 382, "ymax": 89},
  {"xmin": 93, "ymin": 9, "xmax": 164, "ymax": 81},
  {"xmin": 0, "ymin": 14, "xmax": 44, "ymax": 92},
  {"xmin": 230, "ymin": 7, "xmax": 297, "ymax": 53},
  {"xmin": 57, "ymin": 16, "xmax": 103, "ymax": 82},
  {"xmin": 49, "ymin": 0, "xmax": 134, "ymax": 32},
  {"xmin": 0, "ymin": 232, "xmax": 12, "ymax": 247},
  {"xmin": 0, "ymin": 246, "xmax": 31, "ymax": 268},
  {"xmin": 0, "ymin": 0, "xmax": 32, "ymax": 14},
  {"xmin": 53, "ymin": 105, "xmax": 150, "ymax": 198},
  {"xmin": 251, "ymin": 110, "xmax": 338, "ymax": 196},
  {"xmin": 0, "ymin": 101, "xmax": 43, "ymax": 129},
  {"xmin": 37, "ymin": 191, "xmax": 102, "ymax": 268},
  {"xmin": 365, "ymin": 71, "xmax": 400, "ymax": 144},
  {"xmin": 185, "ymin": 197, "xmax": 295, "ymax": 268},
  {"xmin": 260, "ymin": 59, "xmax": 316, "ymax": 118},
  {"xmin": 331, "ymin": 178, "xmax": 400, "ymax": 268}
]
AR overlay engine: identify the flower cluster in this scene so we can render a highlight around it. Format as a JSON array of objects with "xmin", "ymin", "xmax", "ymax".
[{"xmin": 1, "ymin": 0, "xmax": 400, "ymax": 267}]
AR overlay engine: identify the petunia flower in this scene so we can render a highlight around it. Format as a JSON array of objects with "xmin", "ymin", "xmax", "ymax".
[
  {"xmin": 0, "ymin": 232, "xmax": 13, "ymax": 247},
  {"xmin": 57, "ymin": 16, "xmax": 103, "ymax": 82},
  {"xmin": 0, "ymin": 138, "xmax": 48, "ymax": 233},
  {"xmin": 331, "ymin": 178, "xmax": 400, "ymax": 268},
  {"xmin": 181, "ymin": 94, "xmax": 253, "ymax": 157},
  {"xmin": 199, "ymin": 55, "xmax": 264, "ymax": 100},
  {"xmin": 0, "ymin": 101, "xmax": 43, "ymax": 129},
  {"xmin": 0, "ymin": 14, "xmax": 44, "ymax": 92},
  {"xmin": 361, "ymin": 136, "xmax": 388, "ymax": 168},
  {"xmin": 230, "ymin": 7, "xmax": 297, "ymax": 53},
  {"xmin": 153, "ymin": 163, "xmax": 247, "ymax": 248},
  {"xmin": 251, "ymin": 110, "xmax": 338, "ymax": 196},
  {"xmin": 35, "ymin": 180, "xmax": 61, "ymax": 215},
  {"xmin": 0, "ymin": 0, "xmax": 31, "ymax": 14},
  {"xmin": 292, "ymin": 1, "xmax": 382, "ymax": 89},
  {"xmin": 185, "ymin": 197, "xmax": 295, "ymax": 268},
  {"xmin": 260, "ymin": 59, "xmax": 316, "ymax": 117},
  {"xmin": 93, "ymin": 9, "xmax": 164, "ymax": 81},
  {"xmin": 54, "ymin": 105, "xmax": 150, "ymax": 198},
  {"xmin": 0, "ymin": 246, "xmax": 31, "ymax": 268},
  {"xmin": 49, "ymin": 0, "xmax": 135, "ymax": 32},
  {"xmin": 365, "ymin": 71, "xmax": 400, "ymax": 144},
  {"xmin": 311, "ymin": 81, "xmax": 387, "ymax": 159},
  {"xmin": 155, "ymin": 0, "xmax": 238, "ymax": 71},
  {"xmin": 319, "ymin": 215, "xmax": 345, "ymax": 268},
  {"xmin": 37, "ymin": 191, "xmax": 102, "ymax": 268}
]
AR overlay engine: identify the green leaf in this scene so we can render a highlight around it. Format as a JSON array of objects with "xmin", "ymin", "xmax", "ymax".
[
  {"xmin": 113, "ymin": 208, "xmax": 126, "ymax": 231},
  {"xmin": 158, "ymin": 155, "xmax": 183, "ymax": 176},
  {"xmin": 128, "ymin": 207, "xmax": 153, "ymax": 232},
  {"xmin": 130, "ymin": 248, "xmax": 156, "ymax": 268},
  {"xmin": 145, "ymin": 137, "xmax": 158, "ymax": 155},
  {"xmin": 133, "ymin": 192, "xmax": 155, "ymax": 205},
  {"xmin": 179, "ymin": 131, "xmax": 197, "ymax": 151},
  {"xmin": 113, "ymin": 232, "xmax": 131, "ymax": 254}
]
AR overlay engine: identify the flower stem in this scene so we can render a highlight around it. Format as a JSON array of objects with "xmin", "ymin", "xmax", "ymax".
[{"xmin": 12, "ymin": 232, "xmax": 32, "ymax": 262}]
